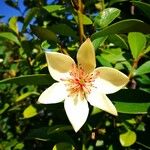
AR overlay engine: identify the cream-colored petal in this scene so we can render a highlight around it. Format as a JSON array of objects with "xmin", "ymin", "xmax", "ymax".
[
  {"xmin": 87, "ymin": 89, "xmax": 118, "ymax": 116},
  {"xmin": 64, "ymin": 95, "xmax": 89, "ymax": 132},
  {"xmin": 38, "ymin": 82, "xmax": 67, "ymax": 104},
  {"xmin": 77, "ymin": 38, "xmax": 96, "ymax": 73},
  {"xmin": 94, "ymin": 67, "xmax": 129, "ymax": 94},
  {"xmin": 45, "ymin": 52, "xmax": 75, "ymax": 81}
]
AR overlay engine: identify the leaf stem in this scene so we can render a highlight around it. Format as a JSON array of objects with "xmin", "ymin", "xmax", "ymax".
[
  {"xmin": 77, "ymin": 0, "xmax": 86, "ymax": 44},
  {"xmin": 128, "ymin": 55, "xmax": 142, "ymax": 79}
]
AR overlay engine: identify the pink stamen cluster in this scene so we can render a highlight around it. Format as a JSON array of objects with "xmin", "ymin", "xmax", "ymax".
[{"xmin": 61, "ymin": 64, "xmax": 99, "ymax": 99}]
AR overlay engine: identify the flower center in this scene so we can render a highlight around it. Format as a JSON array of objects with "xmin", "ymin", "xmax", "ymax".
[{"xmin": 61, "ymin": 64, "xmax": 98, "ymax": 99}]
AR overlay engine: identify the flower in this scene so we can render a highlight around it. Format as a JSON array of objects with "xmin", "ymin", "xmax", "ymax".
[{"xmin": 38, "ymin": 38, "xmax": 129, "ymax": 132}]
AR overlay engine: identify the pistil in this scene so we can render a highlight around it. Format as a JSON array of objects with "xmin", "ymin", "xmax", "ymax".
[{"xmin": 61, "ymin": 64, "xmax": 99, "ymax": 99}]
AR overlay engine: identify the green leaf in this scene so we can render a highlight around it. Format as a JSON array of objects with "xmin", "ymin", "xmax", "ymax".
[
  {"xmin": 0, "ymin": 74, "xmax": 53, "ymax": 85},
  {"xmin": 119, "ymin": 130, "xmax": 136, "ymax": 147},
  {"xmin": 23, "ymin": 105, "xmax": 37, "ymax": 118},
  {"xmin": 43, "ymin": 5, "xmax": 65, "ymax": 13},
  {"xmin": 14, "ymin": 143, "xmax": 24, "ymax": 149},
  {"xmin": 8, "ymin": 16, "xmax": 18, "ymax": 34},
  {"xmin": 109, "ymin": 0, "xmax": 128, "ymax": 6},
  {"xmin": 144, "ymin": 45, "xmax": 150, "ymax": 54},
  {"xmin": 135, "ymin": 61, "xmax": 150, "ymax": 76},
  {"xmin": 74, "ymin": 13, "xmax": 93, "ymax": 25},
  {"xmin": 132, "ymin": 1, "xmax": 150, "ymax": 19},
  {"xmin": 108, "ymin": 34, "xmax": 128, "ymax": 49},
  {"xmin": 92, "ymin": 36, "xmax": 108, "ymax": 50},
  {"xmin": 94, "ymin": 8, "xmax": 120, "ymax": 28},
  {"xmin": 82, "ymin": 14, "xmax": 93, "ymax": 25},
  {"xmin": 0, "ymin": 103, "xmax": 9, "ymax": 114},
  {"xmin": 16, "ymin": 92, "xmax": 39, "ymax": 102},
  {"xmin": 91, "ymin": 19, "xmax": 150, "ymax": 41},
  {"xmin": 49, "ymin": 24, "xmax": 77, "ymax": 38},
  {"xmin": 97, "ymin": 48, "xmax": 126, "ymax": 64},
  {"xmin": 22, "ymin": 7, "xmax": 39, "ymax": 31},
  {"xmin": 53, "ymin": 143, "xmax": 75, "ymax": 150},
  {"xmin": 0, "ymin": 32, "xmax": 20, "ymax": 45},
  {"xmin": 31, "ymin": 25, "xmax": 58, "ymax": 43},
  {"xmin": 109, "ymin": 89, "xmax": 150, "ymax": 114},
  {"xmin": 128, "ymin": 32, "xmax": 146, "ymax": 59},
  {"xmin": 136, "ymin": 75, "xmax": 150, "ymax": 85},
  {"xmin": 27, "ymin": 125, "xmax": 74, "ymax": 143}
]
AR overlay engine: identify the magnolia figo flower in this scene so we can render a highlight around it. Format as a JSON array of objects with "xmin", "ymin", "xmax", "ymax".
[{"xmin": 38, "ymin": 39, "xmax": 129, "ymax": 132}]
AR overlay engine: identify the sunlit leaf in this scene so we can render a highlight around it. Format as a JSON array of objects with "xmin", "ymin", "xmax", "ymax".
[
  {"xmin": 0, "ymin": 32, "xmax": 20, "ymax": 45},
  {"xmin": 9, "ymin": 16, "xmax": 18, "ymax": 34},
  {"xmin": 74, "ymin": 13, "xmax": 93, "ymax": 25},
  {"xmin": 119, "ymin": 130, "xmax": 136, "ymax": 147},
  {"xmin": 14, "ymin": 143, "xmax": 24, "ymax": 149},
  {"xmin": 16, "ymin": 92, "xmax": 39, "ymax": 102},
  {"xmin": 94, "ymin": 8, "xmax": 120, "ymax": 28},
  {"xmin": 43, "ymin": 5, "xmax": 65, "ymax": 13},
  {"xmin": 53, "ymin": 143, "xmax": 75, "ymax": 150},
  {"xmin": 128, "ymin": 32, "xmax": 146, "ymax": 59},
  {"xmin": 23, "ymin": 105, "xmax": 37, "ymax": 118},
  {"xmin": 98, "ymin": 48, "xmax": 126, "ymax": 64},
  {"xmin": 135, "ymin": 61, "xmax": 150, "ymax": 76}
]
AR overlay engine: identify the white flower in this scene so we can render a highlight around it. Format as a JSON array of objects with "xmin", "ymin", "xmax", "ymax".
[{"xmin": 38, "ymin": 39, "xmax": 129, "ymax": 132}]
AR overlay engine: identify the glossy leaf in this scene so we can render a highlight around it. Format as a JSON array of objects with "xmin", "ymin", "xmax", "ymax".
[
  {"xmin": 94, "ymin": 8, "xmax": 120, "ymax": 28},
  {"xmin": 91, "ymin": 19, "xmax": 150, "ymax": 41},
  {"xmin": 0, "ymin": 74, "xmax": 53, "ymax": 85},
  {"xmin": 109, "ymin": 89, "xmax": 150, "ymax": 114},
  {"xmin": 128, "ymin": 32, "xmax": 146, "ymax": 59},
  {"xmin": 0, "ymin": 32, "xmax": 20, "ymax": 45},
  {"xmin": 23, "ymin": 105, "xmax": 37, "ymax": 118},
  {"xmin": 119, "ymin": 130, "xmax": 136, "ymax": 147},
  {"xmin": 135, "ymin": 61, "xmax": 150, "ymax": 76},
  {"xmin": 31, "ymin": 25, "xmax": 58, "ymax": 43}
]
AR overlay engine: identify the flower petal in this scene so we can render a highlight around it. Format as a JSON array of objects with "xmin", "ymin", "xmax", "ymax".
[
  {"xmin": 45, "ymin": 52, "xmax": 75, "ymax": 81},
  {"xmin": 64, "ymin": 95, "xmax": 89, "ymax": 132},
  {"xmin": 94, "ymin": 67, "xmax": 129, "ymax": 94},
  {"xmin": 87, "ymin": 89, "xmax": 118, "ymax": 116},
  {"xmin": 38, "ymin": 82, "xmax": 67, "ymax": 104},
  {"xmin": 77, "ymin": 38, "xmax": 96, "ymax": 73}
]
